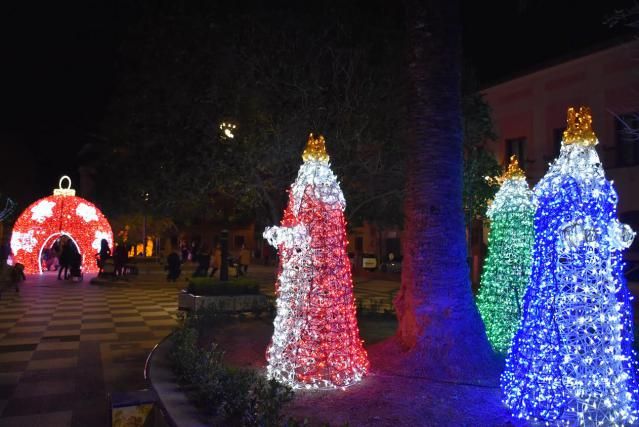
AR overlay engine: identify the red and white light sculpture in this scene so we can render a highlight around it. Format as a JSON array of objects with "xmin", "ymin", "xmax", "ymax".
[
  {"xmin": 10, "ymin": 176, "xmax": 114, "ymax": 274},
  {"xmin": 263, "ymin": 134, "xmax": 369, "ymax": 389}
]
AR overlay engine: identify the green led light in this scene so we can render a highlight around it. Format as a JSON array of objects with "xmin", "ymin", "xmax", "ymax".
[{"xmin": 476, "ymin": 174, "xmax": 535, "ymax": 354}]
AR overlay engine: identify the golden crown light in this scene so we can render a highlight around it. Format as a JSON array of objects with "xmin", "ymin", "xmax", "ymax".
[
  {"xmin": 563, "ymin": 106, "xmax": 598, "ymax": 147},
  {"xmin": 302, "ymin": 133, "xmax": 330, "ymax": 163},
  {"xmin": 502, "ymin": 155, "xmax": 526, "ymax": 180},
  {"xmin": 486, "ymin": 155, "xmax": 526, "ymax": 186}
]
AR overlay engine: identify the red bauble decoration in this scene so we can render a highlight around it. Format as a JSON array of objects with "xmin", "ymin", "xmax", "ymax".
[{"xmin": 10, "ymin": 176, "xmax": 113, "ymax": 274}]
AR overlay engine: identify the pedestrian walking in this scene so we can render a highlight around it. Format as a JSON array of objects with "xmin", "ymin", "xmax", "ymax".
[
  {"xmin": 166, "ymin": 249, "xmax": 181, "ymax": 282},
  {"xmin": 239, "ymin": 244, "xmax": 250, "ymax": 275},
  {"xmin": 193, "ymin": 246, "xmax": 211, "ymax": 277},
  {"xmin": 114, "ymin": 243, "xmax": 128, "ymax": 277},
  {"xmin": 97, "ymin": 239, "xmax": 111, "ymax": 273},
  {"xmin": 209, "ymin": 245, "xmax": 221, "ymax": 277},
  {"xmin": 58, "ymin": 238, "xmax": 72, "ymax": 280}
]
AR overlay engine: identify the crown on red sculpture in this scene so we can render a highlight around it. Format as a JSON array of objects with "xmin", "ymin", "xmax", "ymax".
[{"xmin": 302, "ymin": 133, "xmax": 329, "ymax": 163}]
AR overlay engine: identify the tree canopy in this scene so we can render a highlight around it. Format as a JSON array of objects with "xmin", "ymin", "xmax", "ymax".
[{"xmin": 97, "ymin": 1, "xmax": 497, "ymax": 230}]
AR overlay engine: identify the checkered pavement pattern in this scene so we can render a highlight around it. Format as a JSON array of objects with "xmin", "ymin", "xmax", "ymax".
[{"xmin": 0, "ymin": 274, "xmax": 179, "ymax": 427}]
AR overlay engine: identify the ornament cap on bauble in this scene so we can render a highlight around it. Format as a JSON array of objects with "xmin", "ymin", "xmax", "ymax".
[
  {"xmin": 53, "ymin": 175, "xmax": 76, "ymax": 197},
  {"xmin": 563, "ymin": 106, "xmax": 598, "ymax": 147},
  {"xmin": 302, "ymin": 133, "xmax": 329, "ymax": 163}
]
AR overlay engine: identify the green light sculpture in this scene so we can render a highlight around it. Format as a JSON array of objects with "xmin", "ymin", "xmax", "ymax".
[{"xmin": 476, "ymin": 155, "xmax": 535, "ymax": 354}]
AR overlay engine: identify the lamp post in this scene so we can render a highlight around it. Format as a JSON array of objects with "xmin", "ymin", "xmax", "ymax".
[
  {"xmin": 220, "ymin": 229, "xmax": 229, "ymax": 281},
  {"xmin": 217, "ymin": 121, "xmax": 236, "ymax": 281},
  {"xmin": 142, "ymin": 191, "xmax": 149, "ymax": 257}
]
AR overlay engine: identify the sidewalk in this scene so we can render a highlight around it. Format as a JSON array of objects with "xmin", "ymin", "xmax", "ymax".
[{"xmin": 0, "ymin": 273, "xmax": 179, "ymax": 427}]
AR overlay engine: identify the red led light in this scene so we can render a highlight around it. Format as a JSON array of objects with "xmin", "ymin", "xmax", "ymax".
[
  {"xmin": 263, "ymin": 135, "xmax": 369, "ymax": 389},
  {"xmin": 10, "ymin": 187, "xmax": 113, "ymax": 274}
]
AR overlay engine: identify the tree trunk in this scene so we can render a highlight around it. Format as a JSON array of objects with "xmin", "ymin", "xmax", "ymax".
[{"xmin": 392, "ymin": 0, "xmax": 497, "ymax": 382}]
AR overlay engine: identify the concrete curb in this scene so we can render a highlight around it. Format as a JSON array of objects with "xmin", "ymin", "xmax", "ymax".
[{"xmin": 145, "ymin": 333, "xmax": 209, "ymax": 427}]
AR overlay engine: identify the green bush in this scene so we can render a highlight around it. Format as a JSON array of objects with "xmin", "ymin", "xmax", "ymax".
[
  {"xmin": 187, "ymin": 277, "xmax": 260, "ymax": 296},
  {"xmin": 168, "ymin": 310, "xmax": 293, "ymax": 426}
]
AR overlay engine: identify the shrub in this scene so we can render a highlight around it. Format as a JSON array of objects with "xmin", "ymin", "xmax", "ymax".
[
  {"xmin": 187, "ymin": 277, "xmax": 260, "ymax": 296},
  {"xmin": 168, "ymin": 309, "xmax": 293, "ymax": 426}
]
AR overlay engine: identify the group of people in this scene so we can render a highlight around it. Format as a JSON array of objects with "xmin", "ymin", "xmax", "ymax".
[
  {"xmin": 191, "ymin": 245, "xmax": 220, "ymax": 278},
  {"xmin": 96, "ymin": 239, "xmax": 130, "ymax": 277},
  {"xmin": 32, "ymin": 236, "xmax": 83, "ymax": 280},
  {"xmin": 165, "ymin": 243, "xmax": 251, "ymax": 282},
  {"xmin": 166, "ymin": 244, "xmax": 220, "ymax": 282},
  {"xmin": 54, "ymin": 236, "xmax": 82, "ymax": 280}
]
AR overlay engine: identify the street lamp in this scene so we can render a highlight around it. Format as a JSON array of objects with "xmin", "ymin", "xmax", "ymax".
[
  {"xmin": 142, "ymin": 191, "xmax": 150, "ymax": 257},
  {"xmin": 220, "ymin": 229, "xmax": 229, "ymax": 281},
  {"xmin": 217, "ymin": 121, "xmax": 237, "ymax": 280},
  {"xmin": 219, "ymin": 122, "xmax": 237, "ymax": 141}
]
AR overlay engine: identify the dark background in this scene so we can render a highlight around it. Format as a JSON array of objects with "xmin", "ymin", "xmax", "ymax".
[
  {"xmin": 0, "ymin": 0, "xmax": 635, "ymax": 208},
  {"xmin": 462, "ymin": 1, "xmax": 636, "ymax": 85}
]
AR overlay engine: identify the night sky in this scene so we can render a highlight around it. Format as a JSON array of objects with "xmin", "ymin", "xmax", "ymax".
[
  {"xmin": 2, "ymin": 2, "xmax": 122, "ymax": 207},
  {"xmin": 1, "ymin": 0, "xmax": 635, "ymax": 209},
  {"xmin": 462, "ymin": 1, "xmax": 637, "ymax": 86}
]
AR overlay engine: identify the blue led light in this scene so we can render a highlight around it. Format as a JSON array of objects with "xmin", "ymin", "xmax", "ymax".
[{"xmin": 501, "ymin": 108, "xmax": 638, "ymax": 425}]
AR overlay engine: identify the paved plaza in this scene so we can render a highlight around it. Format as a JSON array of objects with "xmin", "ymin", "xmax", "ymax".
[
  {"xmin": 0, "ymin": 263, "xmax": 637, "ymax": 427},
  {"xmin": 1, "ymin": 262, "xmax": 637, "ymax": 427},
  {"xmin": 0, "ymin": 273, "xmax": 180, "ymax": 427},
  {"xmin": 0, "ymin": 264, "xmax": 400, "ymax": 427}
]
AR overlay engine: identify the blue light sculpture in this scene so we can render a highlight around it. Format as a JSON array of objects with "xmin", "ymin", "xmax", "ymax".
[{"xmin": 501, "ymin": 107, "xmax": 638, "ymax": 425}]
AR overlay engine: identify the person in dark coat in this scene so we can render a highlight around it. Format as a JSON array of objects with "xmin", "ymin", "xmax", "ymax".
[
  {"xmin": 10, "ymin": 263, "xmax": 25, "ymax": 284},
  {"xmin": 180, "ymin": 243, "xmax": 189, "ymax": 263},
  {"xmin": 192, "ymin": 246, "xmax": 211, "ymax": 277},
  {"xmin": 68, "ymin": 245, "xmax": 82, "ymax": 280},
  {"xmin": 97, "ymin": 239, "xmax": 111, "ymax": 273},
  {"xmin": 166, "ymin": 250, "xmax": 181, "ymax": 282},
  {"xmin": 114, "ymin": 243, "xmax": 128, "ymax": 277},
  {"xmin": 58, "ymin": 238, "xmax": 72, "ymax": 280}
]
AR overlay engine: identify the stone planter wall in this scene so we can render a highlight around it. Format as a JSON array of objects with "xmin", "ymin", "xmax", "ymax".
[{"xmin": 178, "ymin": 291, "xmax": 269, "ymax": 313}]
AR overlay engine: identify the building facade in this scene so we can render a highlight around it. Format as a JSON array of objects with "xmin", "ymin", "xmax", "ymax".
[{"xmin": 481, "ymin": 39, "xmax": 639, "ymax": 264}]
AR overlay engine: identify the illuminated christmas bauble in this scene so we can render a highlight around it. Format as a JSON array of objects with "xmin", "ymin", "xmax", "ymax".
[{"xmin": 10, "ymin": 176, "xmax": 114, "ymax": 274}]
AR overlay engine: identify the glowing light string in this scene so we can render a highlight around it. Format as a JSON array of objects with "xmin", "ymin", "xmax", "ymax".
[
  {"xmin": 476, "ymin": 155, "xmax": 535, "ymax": 354},
  {"xmin": 501, "ymin": 107, "xmax": 638, "ymax": 425},
  {"xmin": 10, "ymin": 176, "xmax": 114, "ymax": 274},
  {"xmin": 263, "ymin": 133, "xmax": 369, "ymax": 389},
  {"xmin": 0, "ymin": 197, "xmax": 17, "ymax": 222}
]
